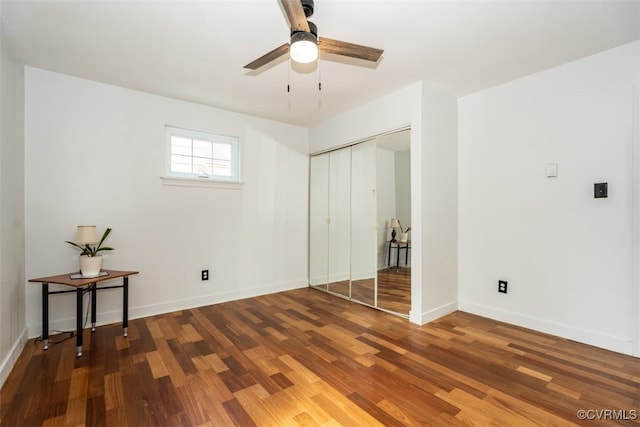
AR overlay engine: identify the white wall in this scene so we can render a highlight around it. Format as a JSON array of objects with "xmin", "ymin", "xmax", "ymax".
[
  {"xmin": 419, "ymin": 85, "xmax": 458, "ymax": 322},
  {"xmin": 458, "ymin": 41, "xmax": 639, "ymax": 355},
  {"xmin": 24, "ymin": 68, "xmax": 309, "ymax": 336},
  {"xmin": 0, "ymin": 9, "xmax": 27, "ymax": 387}
]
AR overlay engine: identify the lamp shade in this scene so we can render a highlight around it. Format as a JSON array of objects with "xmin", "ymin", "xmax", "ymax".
[
  {"xmin": 290, "ymin": 31, "xmax": 318, "ymax": 63},
  {"xmin": 390, "ymin": 218, "xmax": 400, "ymax": 228},
  {"xmin": 75, "ymin": 225, "xmax": 99, "ymax": 245}
]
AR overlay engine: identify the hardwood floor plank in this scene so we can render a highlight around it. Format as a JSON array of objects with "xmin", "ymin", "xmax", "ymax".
[
  {"xmin": 175, "ymin": 384, "xmax": 210, "ymax": 426},
  {"xmin": 191, "ymin": 368, "xmax": 234, "ymax": 402},
  {"xmin": 153, "ymin": 338, "xmax": 189, "ymax": 388},
  {"xmin": 221, "ymin": 398, "xmax": 257, "ymax": 427},
  {"xmin": 103, "ymin": 372, "xmax": 123, "ymax": 412},
  {"xmin": 311, "ymin": 390, "xmax": 383, "ymax": 427},
  {"xmin": 2, "ymin": 288, "xmax": 639, "ymax": 426}
]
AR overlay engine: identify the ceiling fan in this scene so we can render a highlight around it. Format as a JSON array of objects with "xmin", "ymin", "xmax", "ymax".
[{"xmin": 244, "ymin": 0, "xmax": 384, "ymax": 70}]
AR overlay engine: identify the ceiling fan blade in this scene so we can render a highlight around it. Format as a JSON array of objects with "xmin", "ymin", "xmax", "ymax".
[
  {"xmin": 244, "ymin": 43, "xmax": 290, "ymax": 70},
  {"xmin": 319, "ymin": 37, "xmax": 384, "ymax": 62},
  {"xmin": 279, "ymin": 0, "xmax": 310, "ymax": 33}
]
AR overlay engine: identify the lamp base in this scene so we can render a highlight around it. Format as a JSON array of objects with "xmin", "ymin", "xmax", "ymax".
[{"xmin": 391, "ymin": 229, "xmax": 397, "ymax": 243}]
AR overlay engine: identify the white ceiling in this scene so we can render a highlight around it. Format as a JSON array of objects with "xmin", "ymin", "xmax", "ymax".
[{"xmin": 2, "ymin": 0, "xmax": 638, "ymax": 127}]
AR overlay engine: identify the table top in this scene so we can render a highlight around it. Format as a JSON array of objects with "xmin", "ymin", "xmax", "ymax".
[{"xmin": 28, "ymin": 269, "xmax": 139, "ymax": 288}]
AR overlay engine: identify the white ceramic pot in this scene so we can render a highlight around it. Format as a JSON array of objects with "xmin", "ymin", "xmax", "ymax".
[
  {"xmin": 79, "ymin": 255, "xmax": 103, "ymax": 276},
  {"xmin": 399, "ymin": 232, "xmax": 409, "ymax": 242}
]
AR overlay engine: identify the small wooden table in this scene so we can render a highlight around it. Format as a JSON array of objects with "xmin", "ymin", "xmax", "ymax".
[{"xmin": 29, "ymin": 269, "xmax": 139, "ymax": 357}]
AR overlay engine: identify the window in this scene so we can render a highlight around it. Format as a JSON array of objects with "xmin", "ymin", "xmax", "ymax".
[{"xmin": 165, "ymin": 126, "xmax": 240, "ymax": 182}]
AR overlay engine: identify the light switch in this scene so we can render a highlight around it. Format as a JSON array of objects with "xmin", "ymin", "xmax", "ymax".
[
  {"xmin": 545, "ymin": 163, "xmax": 558, "ymax": 177},
  {"xmin": 594, "ymin": 182, "xmax": 608, "ymax": 198}
]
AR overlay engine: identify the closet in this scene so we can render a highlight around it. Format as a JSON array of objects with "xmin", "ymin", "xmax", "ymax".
[{"xmin": 309, "ymin": 130, "xmax": 411, "ymax": 316}]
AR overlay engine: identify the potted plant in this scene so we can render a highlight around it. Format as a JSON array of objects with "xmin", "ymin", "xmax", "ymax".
[
  {"xmin": 66, "ymin": 227, "xmax": 113, "ymax": 276},
  {"xmin": 398, "ymin": 221, "xmax": 411, "ymax": 242}
]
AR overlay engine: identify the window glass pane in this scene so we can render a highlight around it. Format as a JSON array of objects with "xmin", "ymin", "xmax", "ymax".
[
  {"xmin": 193, "ymin": 139, "xmax": 212, "ymax": 158},
  {"xmin": 171, "ymin": 136, "xmax": 192, "ymax": 156},
  {"xmin": 166, "ymin": 126, "xmax": 239, "ymax": 181},
  {"xmin": 212, "ymin": 143, "xmax": 231, "ymax": 161},
  {"xmin": 171, "ymin": 154, "xmax": 192, "ymax": 173},
  {"xmin": 212, "ymin": 159, "xmax": 231, "ymax": 176},
  {"xmin": 193, "ymin": 157, "xmax": 213, "ymax": 176}
]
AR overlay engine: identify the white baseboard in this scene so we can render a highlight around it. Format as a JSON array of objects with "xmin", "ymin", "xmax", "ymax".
[
  {"xmin": 0, "ymin": 327, "xmax": 28, "ymax": 388},
  {"xmin": 27, "ymin": 279, "xmax": 308, "ymax": 338},
  {"xmin": 409, "ymin": 300, "xmax": 458, "ymax": 325},
  {"xmin": 130, "ymin": 279, "xmax": 308, "ymax": 321},
  {"xmin": 459, "ymin": 301, "xmax": 635, "ymax": 356}
]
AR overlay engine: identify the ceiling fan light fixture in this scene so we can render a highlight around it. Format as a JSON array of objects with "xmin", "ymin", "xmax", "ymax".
[{"xmin": 289, "ymin": 31, "xmax": 318, "ymax": 63}]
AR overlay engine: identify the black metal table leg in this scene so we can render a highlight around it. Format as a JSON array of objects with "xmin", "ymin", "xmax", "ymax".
[
  {"xmin": 76, "ymin": 287, "xmax": 83, "ymax": 357},
  {"xmin": 405, "ymin": 243, "xmax": 409, "ymax": 265},
  {"xmin": 42, "ymin": 283, "xmax": 49, "ymax": 350},
  {"xmin": 123, "ymin": 276, "xmax": 128, "ymax": 337},
  {"xmin": 91, "ymin": 283, "xmax": 97, "ymax": 332}
]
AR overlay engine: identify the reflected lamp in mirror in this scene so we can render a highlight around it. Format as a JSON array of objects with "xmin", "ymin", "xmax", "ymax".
[
  {"xmin": 390, "ymin": 218, "xmax": 400, "ymax": 242},
  {"xmin": 75, "ymin": 225, "xmax": 99, "ymax": 245}
]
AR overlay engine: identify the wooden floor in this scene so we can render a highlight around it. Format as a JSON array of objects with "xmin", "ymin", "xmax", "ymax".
[
  {"xmin": 377, "ymin": 267, "xmax": 411, "ymax": 315},
  {"xmin": 2, "ymin": 288, "xmax": 639, "ymax": 426},
  {"xmin": 310, "ymin": 267, "xmax": 411, "ymax": 316}
]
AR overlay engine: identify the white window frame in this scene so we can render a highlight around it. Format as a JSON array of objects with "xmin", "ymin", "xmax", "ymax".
[{"xmin": 162, "ymin": 126, "xmax": 243, "ymax": 189}]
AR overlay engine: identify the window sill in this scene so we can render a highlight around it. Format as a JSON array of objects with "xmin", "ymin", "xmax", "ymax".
[{"xmin": 160, "ymin": 176, "xmax": 245, "ymax": 189}]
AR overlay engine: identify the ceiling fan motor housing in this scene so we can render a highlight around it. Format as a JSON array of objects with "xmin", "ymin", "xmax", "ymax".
[
  {"xmin": 301, "ymin": 0, "xmax": 314, "ymax": 18},
  {"xmin": 293, "ymin": 21, "xmax": 317, "ymax": 37}
]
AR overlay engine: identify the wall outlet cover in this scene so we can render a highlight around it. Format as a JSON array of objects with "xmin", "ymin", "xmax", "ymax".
[{"xmin": 498, "ymin": 280, "xmax": 508, "ymax": 293}]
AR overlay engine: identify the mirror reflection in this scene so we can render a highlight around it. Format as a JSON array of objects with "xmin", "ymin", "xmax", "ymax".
[
  {"xmin": 376, "ymin": 130, "xmax": 411, "ymax": 315},
  {"xmin": 327, "ymin": 148, "xmax": 351, "ymax": 297},
  {"xmin": 309, "ymin": 152, "xmax": 329, "ymax": 290}
]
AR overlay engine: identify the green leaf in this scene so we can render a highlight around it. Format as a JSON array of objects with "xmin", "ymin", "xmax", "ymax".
[{"xmin": 97, "ymin": 228, "xmax": 112, "ymax": 249}]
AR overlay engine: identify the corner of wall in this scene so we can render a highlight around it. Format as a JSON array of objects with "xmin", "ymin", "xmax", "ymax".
[
  {"xmin": 632, "ymin": 43, "xmax": 640, "ymax": 357},
  {"xmin": 0, "ymin": 13, "xmax": 28, "ymax": 388}
]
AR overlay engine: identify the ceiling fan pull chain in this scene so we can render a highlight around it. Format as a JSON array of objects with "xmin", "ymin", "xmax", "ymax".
[
  {"xmin": 287, "ymin": 57, "xmax": 292, "ymax": 111},
  {"xmin": 318, "ymin": 59, "xmax": 322, "ymax": 108},
  {"xmin": 287, "ymin": 56, "xmax": 291, "ymax": 93},
  {"xmin": 318, "ymin": 57, "xmax": 322, "ymax": 92}
]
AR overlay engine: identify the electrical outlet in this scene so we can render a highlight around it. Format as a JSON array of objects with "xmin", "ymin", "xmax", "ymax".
[
  {"xmin": 201, "ymin": 270, "xmax": 209, "ymax": 281},
  {"xmin": 498, "ymin": 280, "xmax": 508, "ymax": 294}
]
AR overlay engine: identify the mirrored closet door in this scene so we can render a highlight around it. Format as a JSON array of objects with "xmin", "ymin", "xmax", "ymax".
[
  {"xmin": 309, "ymin": 153, "xmax": 329, "ymax": 289},
  {"xmin": 327, "ymin": 148, "xmax": 351, "ymax": 297},
  {"xmin": 309, "ymin": 130, "xmax": 410, "ymax": 317},
  {"xmin": 350, "ymin": 140, "xmax": 377, "ymax": 306},
  {"xmin": 309, "ymin": 146, "xmax": 355, "ymax": 298},
  {"xmin": 376, "ymin": 130, "xmax": 411, "ymax": 316}
]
